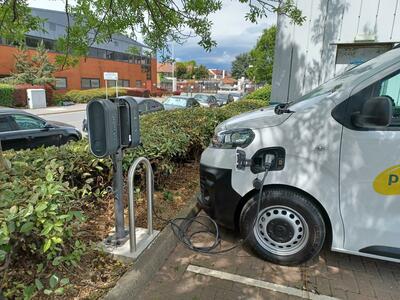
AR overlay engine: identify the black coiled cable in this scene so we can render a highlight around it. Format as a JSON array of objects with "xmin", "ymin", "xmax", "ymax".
[{"xmin": 152, "ymin": 163, "xmax": 272, "ymax": 255}]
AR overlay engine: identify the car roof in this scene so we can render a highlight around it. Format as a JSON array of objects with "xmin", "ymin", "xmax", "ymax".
[
  {"xmin": 167, "ymin": 96, "xmax": 194, "ymax": 100},
  {"xmin": 0, "ymin": 107, "xmax": 33, "ymax": 115}
]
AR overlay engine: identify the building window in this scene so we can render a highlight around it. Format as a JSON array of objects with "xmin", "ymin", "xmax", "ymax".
[
  {"xmin": 136, "ymin": 80, "xmax": 142, "ymax": 88},
  {"xmin": 107, "ymin": 80, "xmax": 130, "ymax": 88},
  {"xmin": 55, "ymin": 78, "xmax": 67, "ymax": 90},
  {"xmin": 81, "ymin": 78, "xmax": 100, "ymax": 89}
]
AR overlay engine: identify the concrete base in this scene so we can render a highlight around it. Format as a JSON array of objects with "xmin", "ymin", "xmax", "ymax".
[{"xmin": 101, "ymin": 227, "xmax": 160, "ymax": 261}]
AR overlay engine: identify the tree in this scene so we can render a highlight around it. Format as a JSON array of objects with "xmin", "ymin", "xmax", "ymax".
[
  {"xmin": 231, "ymin": 53, "xmax": 251, "ymax": 79},
  {"xmin": 194, "ymin": 64, "xmax": 209, "ymax": 80},
  {"xmin": 4, "ymin": 41, "xmax": 55, "ymax": 85},
  {"xmin": 175, "ymin": 60, "xmax": 208, "ymax": 79},
  {"xmin": 0, "ymin": 0, "xmax": 304, "ymax": 63},
  {"xmin": 248, "ymin": 25, "xmax": 277, "ymax": 84}
]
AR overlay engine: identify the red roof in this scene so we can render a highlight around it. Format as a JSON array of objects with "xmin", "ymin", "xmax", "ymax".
[{"xmin": 157, "ymin": 63, "xmax": 173, "ymax": 73}]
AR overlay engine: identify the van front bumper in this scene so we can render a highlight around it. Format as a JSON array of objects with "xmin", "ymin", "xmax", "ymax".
[{"xmin": 199, "ymin": 163, "xmax": 242, "ymax": 230}]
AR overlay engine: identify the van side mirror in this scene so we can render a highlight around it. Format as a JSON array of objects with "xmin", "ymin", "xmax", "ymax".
[{"xmin": 352, "ymin": 96, "xmax": 393, "ymax": 128}]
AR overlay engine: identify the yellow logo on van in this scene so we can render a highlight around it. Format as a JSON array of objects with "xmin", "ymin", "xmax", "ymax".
[{"xmin": 373, "ymin": 165, "xmax": 400, "ymax": 195}]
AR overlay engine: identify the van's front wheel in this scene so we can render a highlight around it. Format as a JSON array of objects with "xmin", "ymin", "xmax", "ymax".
[{"xmin": 240, "ymin": 188, "xmax": 326, "ymax": 266}]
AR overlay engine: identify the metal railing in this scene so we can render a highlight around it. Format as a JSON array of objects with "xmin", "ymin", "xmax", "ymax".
[{"xmin": 127, "ymin": 157, "xmax": 154, "ymax": 253}]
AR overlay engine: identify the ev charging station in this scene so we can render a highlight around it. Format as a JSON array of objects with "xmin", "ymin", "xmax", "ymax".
[{"xmin": 86, "ymin": 96, "xmax": 158, "ymax": 260}]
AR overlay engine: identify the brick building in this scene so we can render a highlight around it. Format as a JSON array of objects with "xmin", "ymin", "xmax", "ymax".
[{"xmin": 0, "ymin": 8, "xmax": 157, "ymax": 93}]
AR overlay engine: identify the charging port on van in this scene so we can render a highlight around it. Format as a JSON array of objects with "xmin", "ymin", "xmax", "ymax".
[{"xmin": 251, "ymin": 147, "xmax": 285, "ymax": 173}]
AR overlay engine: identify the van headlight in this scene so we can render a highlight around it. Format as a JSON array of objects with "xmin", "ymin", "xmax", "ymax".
[{"xmin": 211, "ymin": 129, "xmax": 255, "ymax": 149}]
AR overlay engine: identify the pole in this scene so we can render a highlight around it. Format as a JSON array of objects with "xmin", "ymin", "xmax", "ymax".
[
  {"xmin": 116, "ymin": 80, "xmax": 119, "ymax": 98},
  {"xmin": 112, "ymin": 149, "xmax": 126, "ymax": 243},
  {"xmin": 105, "ymin": 80, "xmax": 108, "ymax": 100}
]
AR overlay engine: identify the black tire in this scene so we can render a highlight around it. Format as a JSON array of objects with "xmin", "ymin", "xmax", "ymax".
[
  {"xmin": 240, "ymin": 187, "xmax": 325, "ymax": 266},
  {"xmin": 65, "ymin": 136, "xmax": 78, "ymax": 144}
]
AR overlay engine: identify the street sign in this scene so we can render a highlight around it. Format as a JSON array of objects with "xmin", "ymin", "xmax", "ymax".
[{"xmin": 104, "ymin": 72, "xmax": 118, "ymax": 81}]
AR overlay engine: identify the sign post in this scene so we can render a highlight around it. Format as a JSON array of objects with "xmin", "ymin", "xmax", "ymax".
[{"xmin": 104, "ymin": 72, "xmax": 119, "ymax": 100}]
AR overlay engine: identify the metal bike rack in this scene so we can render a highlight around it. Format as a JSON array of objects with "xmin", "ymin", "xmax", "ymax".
[{"xmin": 126, "ymin": 157, "xmax": 159, "ymax": 259}]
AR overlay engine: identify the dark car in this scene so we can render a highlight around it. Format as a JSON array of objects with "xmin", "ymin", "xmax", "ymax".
[
  {"xmin": 193, "ymin": 94, "xmax": 219, "ymax": 108},
  {"xmin": 215, "ymin": 93, "xmax": 234, "ymax": 106},
  {"xmin": 82, "ymin": 98, "xmax": 164, "ymax": 132},
  {"xmin": 0, "ymin": 108, "xmax": 82, "ymax": 151},
  {"xmin": 163, "ymin": 96, "xmax": 200, "ymax": 110}
]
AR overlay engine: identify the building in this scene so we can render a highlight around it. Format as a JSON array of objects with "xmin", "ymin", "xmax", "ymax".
[
  {"xmin": 271, "ymin": 0, "xmax": 400, "ymax": 103},
  {"xmin": 0, "ymin": 8, "xmax": 157, "ymax": 92},
  {"xmin": 157, "ymin": 62, "xmax": 174, "ymax": 89},
  {"xmin": 208, "ymin": 69, "xmax": 226, "ymax": 80}
]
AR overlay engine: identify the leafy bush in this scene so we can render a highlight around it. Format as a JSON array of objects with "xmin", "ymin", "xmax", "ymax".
[
  {"xmin": 64, "ymin": 87, "xmax": 128, "ymax": 103},
  {"xmin": 245, "ymin": 84, "xmax": 271, "ymax": 103},
  {"xmin": 0, "ymin": 99, "xmax": 265, "ymax": 298},
  {"xmin": 0, "ymin": 84, "xmax": 15, "ymax": 107}
]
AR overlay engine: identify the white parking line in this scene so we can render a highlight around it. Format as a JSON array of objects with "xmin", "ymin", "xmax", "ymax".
[{"xmin": 186, "ymin": 264, "xmax": 340, "ymax": 300}]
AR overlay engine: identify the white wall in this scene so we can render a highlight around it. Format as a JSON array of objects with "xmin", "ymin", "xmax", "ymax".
[{"xmin": 271, "ymin": 0, "xmax": 400, "ymax": 102}]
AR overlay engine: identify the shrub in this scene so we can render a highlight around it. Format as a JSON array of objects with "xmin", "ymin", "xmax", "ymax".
[
  {"xmin": 0, "ymin": 99, "xmax": 265, "ymax": 298},
  {"xmin": 245, "ymin": 84, "xmax": 271, "ymax": 103},
  {"xmin": 65, "ymin": 87, "xmax": 128, "ymax": 103},
  {"xmin": 0, "ymin": 84, "xmax": 15, "ymax": 107}
]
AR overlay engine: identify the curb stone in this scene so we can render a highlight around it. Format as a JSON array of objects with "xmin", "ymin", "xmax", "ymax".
[{"xmin": 102, "ymin": 193, "xmax": 200, "ymax": 300}]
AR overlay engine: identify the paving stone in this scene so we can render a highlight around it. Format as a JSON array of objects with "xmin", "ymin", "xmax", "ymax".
[{"xmin": 346, "ymin": 291, "xmax": 375, "ymax": 300}]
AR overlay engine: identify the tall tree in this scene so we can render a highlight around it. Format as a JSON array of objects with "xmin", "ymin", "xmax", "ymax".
[
  {"xmin": 0, "ymin": 0, "xmax": 304, "ymax": 64},
  {"xmin": 231, "ymin": 53, "xmax": 251, "ymax": 79},
  {"xmin": 4, "ymin": 41, "xmax": 55, "ymax": 85},
  {"xmin": 194, "ymin": 64, "xmax": 209, "ymax": 80},
  {"xmin": 248, "ymin": 25, "xmax": 277, "ymax": 84}
]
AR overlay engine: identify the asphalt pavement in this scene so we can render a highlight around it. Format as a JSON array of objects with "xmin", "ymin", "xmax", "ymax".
[{"xmin": 22, "ymin": 104, "xmax": 87, "ymax": 133}]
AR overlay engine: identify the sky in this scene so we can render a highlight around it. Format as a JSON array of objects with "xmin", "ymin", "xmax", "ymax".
[{"xmin": 28, "ymin": 0, "xmax": 277, "ymax": 71}]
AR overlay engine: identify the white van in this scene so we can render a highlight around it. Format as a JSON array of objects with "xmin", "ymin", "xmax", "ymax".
[{"xmin": 199, "ymin": 46, "xmax": 400, "ymax": 266}]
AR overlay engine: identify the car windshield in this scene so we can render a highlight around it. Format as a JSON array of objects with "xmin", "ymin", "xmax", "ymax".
[
  {"xmin": 216, "ymin": 94, "xmax": 228, "ymax": 100},
  {"xmin": 194, "ymin": 94, "xmax": 209, "ymax": 103},
  {"xmin": 165, "ymin": 97, "xmax": 187, "ymax": 107},
  {"xmin": 288, "ymin": 47, "xmax": 400, "ymax": 107}
]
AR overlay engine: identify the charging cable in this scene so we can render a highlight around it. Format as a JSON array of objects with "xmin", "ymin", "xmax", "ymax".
[{"xmin": 152, "ymin": 154, "xmax": 275, "ymax": 255}]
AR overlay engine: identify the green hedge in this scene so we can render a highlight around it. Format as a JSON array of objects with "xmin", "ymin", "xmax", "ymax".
[
  {"xmin": 0, "ymin": 99, "xmax": 265, "ymax": 298},
  {"xmin": 0, "ymin": 84, "xmax": 15, "ymax": 107},
  {"xmin": 64, "ymin": 87, "xmax": 128, "ymax": 103},
  {"xmin": 246, "ymin": 84, "xmax": 271, "ymax": 103}
]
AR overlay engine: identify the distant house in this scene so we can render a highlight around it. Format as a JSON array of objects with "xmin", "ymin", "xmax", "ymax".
[
  {"xmin": 157, "ymin": 62, "xmax": 175, "ymax": 89},
  {"xmin": 208, "ymin": 69, "xmax": 226, "ymax": 80}
]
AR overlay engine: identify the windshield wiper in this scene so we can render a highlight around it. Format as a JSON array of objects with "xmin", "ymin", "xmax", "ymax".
[{"xmin": 274, "ymin": 102, "xmax": 294, "ymax": 115}]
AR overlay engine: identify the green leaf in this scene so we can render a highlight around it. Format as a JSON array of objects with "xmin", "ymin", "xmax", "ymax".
[
  {"xmin": 43, "ymin": 239, "xmax": 52, "ymax": 253},
  {"xmin": 23, "ymin": 284, "xmax": 36, "ymax": 300},
  {"xmin": 54, "ymin": 287, "xmax": 64, "ymax": 295},
  {"xmin": 0, "ymin": 249, "xmax": 7, "ymax": 261},
  {"xmin": 20, "ymin": 222, "xmax": 34, "ymax": 234},
  {"xmin": 35, "ymin": 202, "xmax": 48, "ymax": 213},
  {"xmin": 43, "ymin": 289, "xmax": 52, "ymax": 295},
  {"xmin": 46, "ymin": 172, "xmax": 54, "ymax": 182},
  {"xmin": 60, "ymin": 278, "xmax": 69, "ymax": 286},
  {"xmin": 51, "ymin": 237, "xmax": 62, "ymax": 244},
  {"xmin": 35, "ymin": 279, "xmax": 44, "ymax": 290},
  {"xmin": 49, "ymin": 274, "xmax": 59, "ymax": 289}
]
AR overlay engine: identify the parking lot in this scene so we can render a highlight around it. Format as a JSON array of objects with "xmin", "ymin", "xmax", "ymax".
[{"xmin": 139, "ymin": 214, "xmax": 400, "ymax": 300}]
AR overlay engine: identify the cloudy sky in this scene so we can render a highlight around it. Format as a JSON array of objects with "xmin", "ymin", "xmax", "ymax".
[{"xmin": 28, "ymin": 0, "xmax": 276, "ymax": 70}]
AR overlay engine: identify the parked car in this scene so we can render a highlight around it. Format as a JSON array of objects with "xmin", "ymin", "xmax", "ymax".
[
  {"xmin": 199, "ymin": 46, "xmax": 400, "ymax": 266},
  {"xmin": 193, "ymin": 94, "xmax": 219, "ymax": 108},
  {"xmin": 82, "ymin": 98, "xmax": 164, "ymax": 132},
  {"xmin": 0, "ymin": 108, "xmax": 81, "ymax": 151},
  {"xmin": 163, "ymin": 96, "xmax": 200, "ymax": 110},
  {"xmin": 215, "ymin": 93, "xmax": 234, "ymax": 106},
  {"xmin": 230, "ymin": 92, "xmax": 244, "ymax": 101}
]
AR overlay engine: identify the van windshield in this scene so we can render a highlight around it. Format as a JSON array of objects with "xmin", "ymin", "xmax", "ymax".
[{"xmin": 288, "ymin": 47, "xmax": 400, "ymax": 107}]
